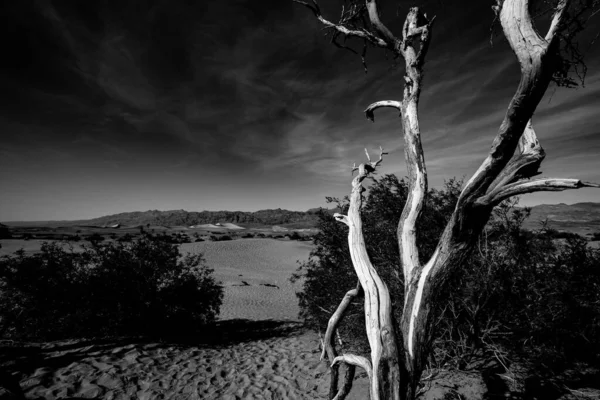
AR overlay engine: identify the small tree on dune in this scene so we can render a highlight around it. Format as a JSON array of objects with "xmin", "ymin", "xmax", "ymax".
[{"xmin": 293, "ymin": 0, "xmax": 600, "ymax": 399}]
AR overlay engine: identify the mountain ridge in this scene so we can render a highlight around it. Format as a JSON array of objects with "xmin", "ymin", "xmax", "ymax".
[
  {"xmin": 3, "ymin": 203, "xmax": 600, "ymax": 235},
  {"xmin": 3, "ymin": 208, "xmax": 333, "ymax": 228}
]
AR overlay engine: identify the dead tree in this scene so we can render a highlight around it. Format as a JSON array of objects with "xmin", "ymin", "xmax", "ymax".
[{"xmin": 294, "ymin": 0, "xmax": 599, "ymax": 399}]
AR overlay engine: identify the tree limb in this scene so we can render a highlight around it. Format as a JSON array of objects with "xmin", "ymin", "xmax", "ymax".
[
  {"xmin": 334, "ymin": 148, "xmax": 401, "ymax": 399},
  {"xmin": 332, "ymin": 366, "xmax": 356, "ymax": 400},
  {"xmin": 321, "ymin": 286, "xmax": 357, "ymax": 359},
  {"xmin": 365, "ymin": 0, "xmax": 401, "ymax": 52},
  {"xmin": 364, "ymin": 101, "xmax": 402, "ymax": 122},
  {"xmin": 332, "ymin": 354, "xmax": 373, "ymax": 381},
  {"xmin": 488, "ymin": 178, "xmax": 600, "ymax": 205},
  {"xmin": 293, "ymin": 0, "xmax": 390, "ymax": 49},
  {"xmin": 395, "ymin": 7, "xmax": 434, "ymax": 282},
  {"xmin": 459, "ymin": 0, "xmax": 570, "ymax": 203},
  {"xmin": 546, "ymin": 0, "xmax": 572, "ymax": 43},
  {"xmin": 321, "ymin": 281, "xmax": 362, "ymax": 400},
  {"xmin": 334, "ymin": 213, "xmax": 350, "ymax": 226},
  {"xmin": 484, "ymin": 119, "xmax": 546, "ymax": 199}
]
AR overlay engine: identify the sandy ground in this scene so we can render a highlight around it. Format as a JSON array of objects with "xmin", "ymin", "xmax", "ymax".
[
  {"xmin": 180, "ymin": 239, "xmax": 312, "ymax": 321},
  {"xmin": 1, "ymin": 238, "xmax": 375, "ymax": 399},
  {"xmin": 4, "ymin": 323, "xmax": 370, "ymax": 400}
]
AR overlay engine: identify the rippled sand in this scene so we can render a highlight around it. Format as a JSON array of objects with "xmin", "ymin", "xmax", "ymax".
[{"xmin": 9, "ymin": 327, "xmax": 353, "ymax": 400}]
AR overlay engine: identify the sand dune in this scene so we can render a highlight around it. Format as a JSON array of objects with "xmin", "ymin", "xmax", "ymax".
[
  {"xmin": 194, "ymin": 224, "xmax": 222, "ymax": 229},
  {"xmin": 220, "ymin": 223, "xmax": 245, "ymax": 230}
]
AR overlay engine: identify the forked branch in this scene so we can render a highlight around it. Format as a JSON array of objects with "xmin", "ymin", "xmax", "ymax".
[
  {"xmin": 480, "ymin": 117, "xmax": 599, "ymax": 206},
  {"xmin": 460, "ymin": 0, "xmax": 574, "ymax": 203},
  {"xmin": 485, "ymin": 120, "xmax": 546, "ymax": 198}
]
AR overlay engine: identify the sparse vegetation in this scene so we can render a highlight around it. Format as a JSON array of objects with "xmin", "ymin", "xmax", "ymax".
[
  {"xmin": 0, "ymin": 233, "xmax": 223, "ymax": 340},
  {"xmin": 117, "ymin": 233, "xmax": 135, "ymax": 242},
  {"xmin": 0, "ymin": 225, "xmax": 11, "ymax": 239},
  {"xmin": 86, "ymin": 233, "xmax": 104, "ymax": 243},
  {"xmin": 209, "ymin": 235, "xmax": 233, "ymax": 242}
]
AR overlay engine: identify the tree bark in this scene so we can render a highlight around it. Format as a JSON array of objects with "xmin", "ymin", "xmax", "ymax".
[{"xmin": 333, "ymin": 149, "xmax": 402, "ymax": 400}]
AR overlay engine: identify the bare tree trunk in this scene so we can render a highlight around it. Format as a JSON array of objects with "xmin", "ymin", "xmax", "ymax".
[
  {"xmin": 333, "ymin": 149, "xmax": 402, "ymax": 400},
  {"xmin": 295, "ymin": 0, "xmax": 599, "ymax": 399}
]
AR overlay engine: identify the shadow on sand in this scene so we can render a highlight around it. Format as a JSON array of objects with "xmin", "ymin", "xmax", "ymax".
[{"xmin": 0, "ymin": 319, "xmax": 306, "ymax": 398}]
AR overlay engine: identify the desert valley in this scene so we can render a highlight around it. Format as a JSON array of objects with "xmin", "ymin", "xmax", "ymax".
[
  {"xmin": 2, "ymin": 0, "xmax": 600, "ymax": 398},
  {"xmin": 1, "ymin": 203, "xmax": 600, "ymax": 399}
]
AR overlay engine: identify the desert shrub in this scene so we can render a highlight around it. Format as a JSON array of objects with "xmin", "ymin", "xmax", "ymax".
[
  {"xmin": 208, "ymin": 235, "xmax": 233, "ymax": 242},
  {"xmin": 289, "ymin": 232, "xmax": 302, "ymax": 241},
  {"xmin": 539, "ymin": 226, "xmax": 583, "ymax": 240},
  {"xmin": 118, "ymin": 233, "xmax": 135, "ymax": 242},
  {"xmin": 0, "ymin": 234, "xmax": 223, "ymax": 340},
  {"xmin": 86, "ymin": 233, "xmax": 104, "ymax": 243},
  {"xmin": 431, "ymin": 203, "xmax": 600, "ymax": 371},
  {"xmin": 0, "ymin": 225, "xmax": 11, "ymax": 239},
  {"xmin": 294, "ymin": 175, "xmax": 600, "ymax": 372}
]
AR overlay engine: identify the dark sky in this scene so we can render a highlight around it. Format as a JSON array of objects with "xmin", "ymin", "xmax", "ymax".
[{"xmin": 1, "ymin": 0, "xmax": 599, "ymax": 221}]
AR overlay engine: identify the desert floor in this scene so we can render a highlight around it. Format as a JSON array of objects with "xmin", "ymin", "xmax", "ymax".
[
  {"xmin": 1, "ymin": 238, "xmax": 376, "ymax": 400},
  {"xmin": 179, "ymin": 239, "xmax": 312, "ymax": 321}
]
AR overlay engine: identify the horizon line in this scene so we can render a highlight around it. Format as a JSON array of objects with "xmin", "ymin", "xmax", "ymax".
[{"xmin": 2, "ymin": 201, "xmax": 599, "ymax": 224}]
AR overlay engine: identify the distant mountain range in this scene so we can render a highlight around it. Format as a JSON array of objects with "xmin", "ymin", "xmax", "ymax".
[
  {"xmin": 520, "ymin": 202, "xmax": 600, "ymax": 235},
  {"xmin": 4, "ymin": 208, "xmax": 331, "ymax": 229},
  {"xmin": 3, "ymin": 203, "xmax": 600, "ymax": 235}
]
